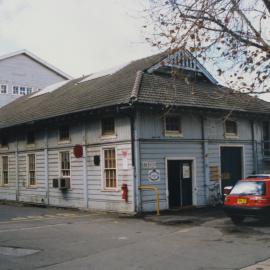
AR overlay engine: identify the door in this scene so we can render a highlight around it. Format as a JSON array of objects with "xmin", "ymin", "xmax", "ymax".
[
  {"xmin": 167, "ymin": 160, "xmax": 193, "ymax": 208},
  {"xmin": 221, "ymin": 147, "xmax": 242, "ymax": 189}
]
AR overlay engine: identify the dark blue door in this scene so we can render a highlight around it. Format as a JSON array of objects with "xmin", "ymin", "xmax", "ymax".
[
  {"xmin": 168, "ymin": 160, "xmax": 193, "ymax": 208},
  {"xmin": 221, "ymin": 147, "xmax": 242, "ymax": 189}
]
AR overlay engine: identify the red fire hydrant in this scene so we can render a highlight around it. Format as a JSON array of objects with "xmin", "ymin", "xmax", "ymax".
[{"xmin": 121, "ymin": 184, "xmax": 128, "ymax": 202}]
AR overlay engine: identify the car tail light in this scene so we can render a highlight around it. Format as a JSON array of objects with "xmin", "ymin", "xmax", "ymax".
[{"xmin": 249, "ymin": 197, "xmax": 270, "ymax": 205}]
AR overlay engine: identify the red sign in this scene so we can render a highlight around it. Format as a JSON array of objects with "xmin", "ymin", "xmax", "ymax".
[{"xmin": 73, "ymin": 145, "xmax": 83, "ymax": 158}]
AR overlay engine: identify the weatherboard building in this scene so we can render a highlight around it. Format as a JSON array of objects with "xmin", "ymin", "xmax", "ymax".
[
  {"xmin": 0, "ymin": 50, "xmax": 270, "ymax": 213},
  {"xmin": 0, "ymin": 50, "xmax": 71, "ymax": 108}
]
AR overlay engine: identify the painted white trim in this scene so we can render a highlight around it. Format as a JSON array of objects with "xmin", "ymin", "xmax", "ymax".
[
  {"xmin": 100, "ymin": 145, "xmax": 119, "ymax": 191},
  {"xmin": 58, "ymin": 126, "xmax": 71, "ymax": 144},
  {"xmin": 147, "ymin": 49, "xmax": 218, "ymax": 84},
  {"xmin": 100, "ymin": 117, "xmax": 116, "ymax": 138},
  {"xmin": 58, "ymin": 150, "xmax": 72, "ymax": 184},
  {"xmin": 218, "ymin": 144, "xmax": 245, "ymax": 190},
  {"xmin": 164, "ymin": 115, "xmax": 183, "ymax": 137},
  {"xmin": 0, "ymin": 50, "xmax": 72, "ymax": 80},
  {"xmin": 26, "ymin": 153, "xmax": 37, "ymax": 188},
  {"xmin": 224, "ymin": 119, "xmax": 238, "ymax": 138},
  {"xmin": 165, "ymin": 157, "xmax": 197, "ymax": 209},
  {"xmin": 11, "ymin": 85, "xmax": 20, "ymax": 96},
  {"xmin": 0, "ymin": 84, "xmax": 8, "ymax": 95},
  {"xmin": 0, "ymin": 155, "xmax": 9, "ymax": 186}
]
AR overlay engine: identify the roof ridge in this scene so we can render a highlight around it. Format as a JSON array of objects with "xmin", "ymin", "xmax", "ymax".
[{"xmin": 130, "ymin": 70, "xmax": 144, "ymax": 103}]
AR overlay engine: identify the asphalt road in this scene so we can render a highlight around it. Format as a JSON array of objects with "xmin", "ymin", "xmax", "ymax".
[{"xmin": 0, "ymin": 203, "xmax": 270, "ymax": 270}]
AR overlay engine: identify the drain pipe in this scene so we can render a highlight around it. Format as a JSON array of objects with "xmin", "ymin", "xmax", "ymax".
[
  {"xmin": 133, "ymin": 110, "xmax": 142, "ymax": 212},
  {"xmin": 15, "ymin": 136, "xmax": 19, "ymax": 201},
  {"xmin": 201, "ymin": 116, "xmax": 209, "ymax": 204},
  {"xmin": 82, "ymin": 122, "xmax": 88, "ymax": 208},
  {"xmin": 44, "ymin": 128, "xmax": 49, "ymax": 205},
  {"xmin": 251, "ymin": 120, "xmax": 258, "ymax": 173}
]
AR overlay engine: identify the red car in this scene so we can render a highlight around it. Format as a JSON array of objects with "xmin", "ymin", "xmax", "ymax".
[{"xmin": 223, "ymin": 178, "xmax": 270, "ymax": 224}]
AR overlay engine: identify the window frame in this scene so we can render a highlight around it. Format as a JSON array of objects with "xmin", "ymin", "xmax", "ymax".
[
  {"xmin": 1, "ymin": 156, "xmax": 9, "ymax": 186},
  {"xmin": 102, "ymin": 147, "xmax": 118, "ymax": 191},
  {"xmin": 58, "ymin": 125, "xmax": 70, "ymax": 143},
  {"xmin": 26, "ymin": 87, "xmax": 32, "ymax": 95},
  {"xmin": 164, "ymin": 115, "xmax": 182, "ymax": 137},
  {"xmin": 12, "ymin": 85, "xmax": 19, "ymax": 95},
  {"xmin": 101, "ymin": 117, "xmax": 115, "ymax": 137},
  {"xmin": 19, "ymin": 86, "xmax": 26, "ymax": 95},
  {"xmin": 27, "ymin": 153, "xmax": 36, "ymax": 187},
  {"xmin": 0, "ymin": 84, "xmax": 8, "ymax": 94},
  {"xmin": 224, "ymin": 119, "xmax": 238, "ymax": 137},
  {"xmin": 59, "ymin": 151, "xmax": 71, "ymax": 180}
]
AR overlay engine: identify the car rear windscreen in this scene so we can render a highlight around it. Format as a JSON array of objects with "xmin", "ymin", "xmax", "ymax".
[{"xmin": 230, "ymin": 181, "xmax": 265, "ymax": 196}]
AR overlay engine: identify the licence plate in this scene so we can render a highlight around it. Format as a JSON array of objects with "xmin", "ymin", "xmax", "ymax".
[{"xmin": 237, "ymin": 198, "xmax": 247, "ymax": 204}]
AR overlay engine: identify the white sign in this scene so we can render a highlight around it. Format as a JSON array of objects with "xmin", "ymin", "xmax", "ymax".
[
  {"xmin": 122, "ymin": 157, "xmax": 128, "ymax": 170},
  {"xmin": 182, "ymin": 163, "xmax": 190, "ymax": 179},
  {"xmin": 142, "ymin": 161, "xmax": 157, "ymax": 169},
  {"xmin": 148, "ymin": 169, "xmax": 160, "ymax": 182}
]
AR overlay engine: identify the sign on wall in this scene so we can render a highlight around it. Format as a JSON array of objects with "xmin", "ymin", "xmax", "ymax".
[
  {"xmin": 148, "ymin": 169, "xmax": 160, "ymax": 182},
  {"xmin": 121, "ymin": 150, "xmax": 128, "ymax": 170},
  {"xmin": 142, "ymin": 160, "xmax": 157, "ymax": 169},
  {"xmin": 182, "ymin": 163, "xmax": 191, "ymax": 179},
  {"xmin": 209, "ymin": 166, "xmax": 220, "ymax": 181}
]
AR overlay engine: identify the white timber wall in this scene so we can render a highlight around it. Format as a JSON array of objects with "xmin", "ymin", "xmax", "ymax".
[
  {"xmin": 0, "ymin": 115, "xmax": 134, "ymax": 212},
  {"xmin": 136, "ymin": 110, "xmax": 262, "ymax": 212}
]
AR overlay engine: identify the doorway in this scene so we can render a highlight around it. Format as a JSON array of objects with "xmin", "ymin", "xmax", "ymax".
[
  {"xmin": 167, "ymin": 160, "xmax": 193, "ymax": 208},
  {"xmin": 220, "ymin": 146, "xmax": 243, "ymax": 190}
]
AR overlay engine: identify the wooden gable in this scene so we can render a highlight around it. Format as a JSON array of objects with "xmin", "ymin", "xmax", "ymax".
[{"xmin": 147, "ymin": 50, "xmax": 218, "ymax": 84}]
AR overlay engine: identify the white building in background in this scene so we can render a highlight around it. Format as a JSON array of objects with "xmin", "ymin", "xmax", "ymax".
[{"xmin": 0, "ymin": 50, "xmax": 72, "ymax": 108}]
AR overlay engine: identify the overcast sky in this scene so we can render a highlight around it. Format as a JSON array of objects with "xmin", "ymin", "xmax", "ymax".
[
  {"xmin": 0, "ymin": 0, "xmax": 156, "ymax": 77},
  {"xmin": 1, "ymin": 0, "xmax": 269, "ymax": 101}
]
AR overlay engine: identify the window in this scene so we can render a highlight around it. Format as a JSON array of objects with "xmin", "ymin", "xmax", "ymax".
[
  {"xmin": 26, "ymin": 87, "xmax": 32, "ymax": 95},
  {"xmin": 13, "ymin": 86, "xmax": 19, "ymax": 95},
  {"xmin": 2, "ymin": 156, "xmax": 8, "ymax": 185},
  {"xmin": 0, "ymin": 136, "xmax": 8, "ymax": 148},
  {"xmin": 225, "ymin": 120, "xmax": 237, "ymax": 136},
  {"xmin": 13, "ymin": 86, "xmax": 32, "ymax": 95},
  {"xmin": 103, "ymin": 148, "xmax": 117, "ymax": 189},
  {"xmin": 60, "ymin": 151, "xmax": 70, "ymax": 178},
  {"xmin": 26, "ymin": 131, "xmax": 35, "ymax": 145},
  {"xmin": 1, "ymin": 85, "xmax": 7, "ymax": 94},
  {"xmin": 20, "ymin": 87, "xmax": 26, "ymax": 95},
  {"xmin": 101, "ymin": 118, "xmax": 115, "ymax": 136},
  {"xmin": 165, "ymin": 115, "xmax": 182, "ymax": 135},
  {"xmin": 59, "ymin": 126, "xmax": 70, "ymax": 142},
  {"xmin": 28, "ymin": 154, "xmax": 36, "ymax": 186},
  {"xmin": 230, "ymin": 181, "xmax": 265, "ymax": 196}
]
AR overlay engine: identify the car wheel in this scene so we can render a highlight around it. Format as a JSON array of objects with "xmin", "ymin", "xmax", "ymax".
[{"xmin": 231, "ymin": 216, "xmax": 244, "ymax": 225}]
